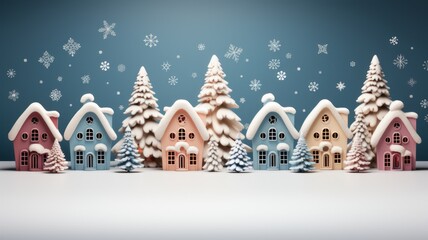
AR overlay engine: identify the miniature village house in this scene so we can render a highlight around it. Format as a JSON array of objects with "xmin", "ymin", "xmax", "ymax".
[
  {"xmin": 64, "ymin": 94, "xmax": 117, "ymax": 170},
  {"xmin": 371, "ymin": 100, "xmax": 421, "ymax": 171},
  {"xmin": 246, "ymin": 93, "xmax": 299, "ymax": 170},
  {"xmin": 8, "ymin": 103, "xmax": 62, "ymax": 171},
  {"xmin": 300, "ymin": 99, "xmax": 353, "ymax": 170},
  {"xmin": 155, "ymin": 99, "xmax": 209, "ymax": 171}
]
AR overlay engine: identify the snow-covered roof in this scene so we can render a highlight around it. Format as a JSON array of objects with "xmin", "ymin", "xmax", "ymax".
[
  {"xmin": 187, "ymin": 146, "xmax": 199, "ymax": 154},
  {"xmin": 8, "ymin": 102, "xmax": 63, "ymax": 142},
  {"xmin": 155, "ymin": 100, "xmax": 209, "ymax": 141},
  {"xmin": 371, "ymin": 100, "xmax": 421, "ymax": 147},
  {"xmin": 256, "ymin": 145, "xmax": 268, "ymax": 151},
  {"xmin": 74, "ymin": 145, "xmax": 86, "ymax": 151},
  {"xmin": 300, "ymin": 99, "xmax": 352, "ymax": 139},
  {"xmin": 390, "ymin": 144, "xmax": 406, "ymax": 155},
  {"xmin": 95, "ymin": 143, "xmax": 108, "ymax": 152},
  {"xmin": 332, "ymin": 146, "xmax": 342, "ymax": 154},
  {"xmin": 276, "ymin": 143, "xmax": 289, "ymax": 151},
  {"xmin": 80, "ymin": 94, "xmax": 95, "ymax": 104},
  {"xmin": 246, "ymin": 93, "xmax": 299, "ymax": 140},
  {"xmin": 29, "ymin": 144, "xmax": 50, "ymax": 154}
]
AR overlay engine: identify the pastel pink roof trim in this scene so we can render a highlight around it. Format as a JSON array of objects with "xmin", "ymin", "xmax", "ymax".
[{"xmin": 8, "ymin": 102, "xmax": 63, "ymax": 141}]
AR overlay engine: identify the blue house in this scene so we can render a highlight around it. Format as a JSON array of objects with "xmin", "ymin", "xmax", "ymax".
[
  {"xmin": 64, "ymin": 94, "xmax": 117, "ymax": 170},
  {"xmin": 246, "ymin": 93, "xmax": 299, "ymax": 170}
]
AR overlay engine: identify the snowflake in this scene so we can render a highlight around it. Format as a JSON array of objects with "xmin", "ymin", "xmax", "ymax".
[
  {"xmin": 239, "ymin": 98, "xmax": 246, "ymax": 104},
  {"xmin": 118, "ymin": 64, "xmax": 126, "ymax": 72},
  {"xmin": 277, "ymin": 71, "xmax": 286, "ymax": 81},
  {"xmin": 50, "ymin": 89, "xmax": 62, "ymax": 101},
  {"xmin": 168, "ymin": 76, "xmax": 178, "ymax": 85},
  {"xmin": 6, "ymin": 69, "xmax": 16, "ymax": 78},
  {"xmin": 38, "ymin": 51, "xmax": 54, "ymax": 69},
  {"xmin": 393, "ymin": 54, "xmax": 408, "ymax": 69},
  {"xmin": 423, "ymin": 60, "xmax": 428, "ymax": 71},
  {"xmin": 318, "ymin": 44, "xmax": 328, "ymax": 54},
  {"xmin": 161, "ymin": 62, "xmax": 171, "ymax": 72},
  {"xmin": 57, "ymin": 76, "xmax": 63, "ymax": 82},
  {"xmin": 100, "ymin": 61, "xmax": 110, "ymax": 71},
  {"xmin": 119, "ymin": 105, "xmax": 124, "ymax": 111},
  {"xmin": 268, "ymin": 39, "xmax": 281, "ymax": 52},
  {"xmin": 336, "ymin": 81, "xmax": 346, "ymax": 91},
  {"xmin": 62, "ymin": 38, "xmax": 81, "ymax": 57},
  {"xmin": 408, "ymin": 78, "xmax": 417, "ymax": 87},
  {"xmin": 268, "ymin": 59, "xmax": 280, "ymax": 70},
  {"xmin": 8, "ymin": 90, "xmax": 19, "ymax": 101},
  {"xmin": 144, "ymin": 33, "xmax": 159, "ymax": 48},
  {"xmin": 249, "ymin": 79, "xmax": 261, "ymax": 92},
  {"xmin": 224, "ymin": 44, "xmax": 243, "ymax": 62},
  {"xmin": 98, "ymin": 20, "xmax": 116, "ymax": 39},
  {"xmin": 425, "ymin": 114, "xmax": 428, "ymax": 123},
  {"xmin": 81, "ymin": 75, "xmax": 90, "ymax": 84},
  {"xmin": 197, "ymin": 43, "xmax": 205, "ymax": 51},
  {"xmin": 308, "ymin": 82, "xmax": 319, "ymax": 92},
  {"xmin": 350, "ymin": 61, "xmax": 356, "ymax": 67},
  {"xmin": 191, "ymin": 72, "xmax": 197, "ymax": 79},
  {"xmin": 286, "ymin": 53, "xmax": 292, "ymax": 59},
  {"xmin": 389, "ymin": 36, "xmax": 399, "ymax": 45},
  {"xmin": 421, "ymin": 99, "xmax": 428, "ymax": 109}
]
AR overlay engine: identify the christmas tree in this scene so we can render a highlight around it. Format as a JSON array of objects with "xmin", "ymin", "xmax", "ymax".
[
  {"xmin": 203, "ymin": 138, "xmax": 223, "ymax": 172},
  {"xmin": 350, "ymin": 110, "xmax": 374, "ymax": 162},
  {"xmin": 116, "ymin": 126, "xmax": 144, "ymax": 172},
  {"xmin": 225, "ymin": 138, "xmax": 252, "ymax": 173},
  {"xmin": 345, "ymin": 135, "xmax": 370, "ymax": 172},
  {"xmin": 197, "ymin": 55, "xmax": 246, "ymax": 163},
  {"xmin": 44, "ymin": 139, "xmax": 68, "ymax": 173},
  {"xmin": 289, "ymin": 136, "xmax": 315, "ymax": 173},
  {"xmin": 114, "ymin": 66, "xmax": 163, "ymax": 167}
]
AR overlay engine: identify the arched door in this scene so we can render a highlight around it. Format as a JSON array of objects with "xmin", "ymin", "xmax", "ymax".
[
  {"xmin": 178, "ymin": 154, "xmax": 186, "ymax": 169},
  {"xmin": 269, "ymin": 153, "xmax": 277, "ymax": 169},
  {"xmin": 30, "ymin": 154, "xmax": 39, "ymax": 170},
  {"xmin": 393, "ymin": 153, "xmax": 401, "ymax": 170},
  {"xmin": 87, "ymin": 154, "xmax": 94, "ymax": 169},
  {"xmin": 323, "ymin": 153, "xmax": 330, "ymax": 169}
]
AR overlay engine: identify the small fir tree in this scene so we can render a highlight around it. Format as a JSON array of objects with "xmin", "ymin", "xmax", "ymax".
[
  {"xmin": 203, "ymin": 138, "xmax": 223, "ymax": 172},
  {"xmin": 289, "ymin": 136, "xmax": 315, "ymax": 173},
  {"xmin": 116, "ymin": 126, "xmax": 144, "ymax": 172},
  {"xmin": 225, "ymin": 138, "xmax": 252, "ymax": 173},
  {"xmin": 44, "ymin": 139, "xmax": 68, "ymax": 173},
  {"xmin": 345, "ymin": 135, "xmax": 370, "ymax": 172},
  {"xmin": 350, "ymin": 110, "xmax": 374, "ymax": 162}
]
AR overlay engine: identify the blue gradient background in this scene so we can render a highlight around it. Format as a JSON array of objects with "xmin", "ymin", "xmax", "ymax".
[{"xmin": 1, "ymin": 0, "xmax": 427, "ymax": 161}]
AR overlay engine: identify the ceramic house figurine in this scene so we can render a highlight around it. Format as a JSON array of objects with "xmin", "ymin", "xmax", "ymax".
[
  {"xmin": 371, "ymin": 100, "xmax": 421, "ymax": 171},
  {"xmin": 155, "ymin": 99, "xmax": 209, "ymax": 171},
  {"xmin": 246, "ymin": 93, "xmax": 299, "ymax": 170},
  {"xmin": 64, "ymin": 94, "xmax": 117, "ymax": 170},
  {"xmin": 8, "ymin": 103, "xmax": 62, "ymax": 171},
  {"xmin": 300, "ymin": 99, "xmax": 353, "ymax": 170}
]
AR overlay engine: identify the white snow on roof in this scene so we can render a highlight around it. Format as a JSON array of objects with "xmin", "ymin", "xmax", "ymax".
[
  {"xmin": 165, "ymin": 142, "xmax": 200, "ymax": 153},
  {"xmin": 256, "ymin": 145, "xmax": 268, "ymax": 151},
  {"xmin": 101, "ymin": 107, "xmax": 114, "ymax": 115},
  {"xmin": 276, "ymin": 143, "xmax": 289, "ymax": 151},
  {"xmin": 29, "ymin": 144, "xmax": 50, "ymax": 154},
  {"xmin": 166, "ymin": 146, "xmax": 176, "ymax": 151},
  {"xmin": 390, "ymin": 144, "xmax": 406, "ymax": 155},
  {"xmin": 95, "ymin": 143, "xmax": 108, "ymax": 152},
  {"xmin": 74, "ymin": 145, "xmax": 86, "ymax": 152},
  {"xmin": 187, "ymin": 146, "xmax": 199, "ymax": 154},
  {"xmin": 319, "ymin": 141, "xmax": 332, "ymax": 150},
  {"xmin": 331, "ymin": 146, "xmax": 342, "ymax": 154},
  {"xmin": 283, "ymin": 107, "xmax": 296, "ymax": 114},
  {"xmin": 404, "ymin": 150, "xmax": 412, "ymax": 157},
  {"xmin": 300, "ymin": 99, "xmax": 352, "ymax": 139},
  {"xmin": 261, "ymin": 93, "xmax": 275, "ymax": 104},
  {"xmin": 8, "ymin": 102, "xmax": 63, "ymax": 142},
  {"xmin": 405, "ymin": 112, "xmax": 418, "ymax": 119},
  {"xmin": 155, "ymin": 100, "xmax": 209, "ymax": 141},
  {"xmin": 310, "ymin": 146, "xmax": 320, "ymax": 151},
  {"xmin": 80, "ymin": 93, "xmax": 95, "ymax": 104},
  {"xmin": 371, "ymin": 100, "xmax": 421, "ymax": 147}
]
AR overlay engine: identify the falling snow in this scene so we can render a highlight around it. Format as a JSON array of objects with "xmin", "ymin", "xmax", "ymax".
[
  {"xmin": 144, "ymin": 33, "xmax": 159, "ymax": 48},
  {"xmin": 168, "ymin": 76, "xmax": 178, "ymax": 85},
  {"xmin": 317, "ymin": 44, "xmax": 328, "ymax": 54},
  {"xmin": 277, "ymin": 71, "xmax": 286, "ymax": 81},
  {"xmin": 249, "ymin": 79, "xmax": 262, "ymax": 91},
  {"xmin": 57, "ymin": 76, "xmax": 63, "ymax": 82},
  {"xmin": 197, "ymin": 43, "xmax": 205, "ymax": 51},
  {"xmin": 389, "ymin": 36, "xmax": 399, "ymax": 45},
  {"xmin": 119, "ymin": 105, "xmax": 124, "ymax": 111},
  {"xmin": 6, "ymin": 69, "xmax": 16, "ymax": 78},
  {"xmin": 118, "ymin": 64, "xmax": 126, "ymax": 72},
  {"xmin": 425, "ymin": 114, "xmax": 428, "ymax": 123},
  {"xmin": 423, "ymin": 60, "xmax": 428, "ymax": 71},
  {"xmin": 100, "ymin": 61, "xmax": 110, "ymax": 71},
  {"xmin": 268, "ymin": 39, "xmax": 281, "ymax": 52},
  {"xmin": 98, "ymin": 20, "xmax": 116, "ymax": 39},
  {"xmin": 240, "ymin": 98, "xmax": 246, "ymax": 104},
  {"xmin": 421, "ymin": 99, "xmax": 428, "ymax": 109},
  {"xmin": 350, "ymin": 61, "xmax": 356, "ymax": 67},
  {"xmin": 393, "ymin": 54, "xmax": 408, "ymax": 69},
  {"xmin": 50, "ymin": 89, "xmax": 62, "ymax": 101},
  {"xmin": 336, "ymin": 81, "xmax": 346, "ymax": 91},
  {"xmin": 81, "ymin": 75, "xmax": 90, "ymax": 84},
  {"xmin": 63, "ymin": 38, "xmax": 81, "ymax": 57},
  {"xmin": 224, "ymin": 44, "xmax": 243, "ymax": 62},
  {"xmin": 408, "ymin": 78, "xmax": 417, "ymax": 87},
  {"xmin": 286, "ymin": 53, "xmax": 292, "ymax": 59},
  {"xmin": 308, "ymin": 82, "xmax": 319, "ymax": 92},
  {"xmin": 191, "ymin": 72, "xmax": 197, "ymax": 79},
  {"xmin": 8, "ymin": 90, "xmax": 19, "ymax": 101},
  {"xmin": 268, "ymin": 59, "xmax": 280, "ymax": 70},
  {"xmin": 38, "ymin": 51, "xmax": 55, "ymax": 69},
  {"xmin": 161, "ymin": 62, "xmax": 171, "ymax": 72}
]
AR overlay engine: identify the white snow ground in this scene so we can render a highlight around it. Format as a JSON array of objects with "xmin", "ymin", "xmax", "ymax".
[{"xmin": 1, "ymin": 161, "xmax": 428, "ymax": 240}]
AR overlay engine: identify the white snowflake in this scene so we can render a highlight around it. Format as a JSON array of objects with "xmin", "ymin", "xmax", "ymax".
[
  {"xmin": 421, "ymin": 99, "xmax": 428, "ymax": 109},
  {"xmin": 317, "ymin": 44, "xmax": 328, "ymax": 54},
  {"xmin": 239, "ymin": 98, "xmax": 246, "ymax": 104},
  {"xmin": 118, "ymin": 64, "xmax": 126, "ymax": 72},
  {"xmin": 81, "ymin": 75, "xmax": 90, "ymax": 84},
  {"xmin": 350, "ymin": 61, "xmax": 356, "ymax": 67},
  {"xmin": 268, "ymin": 39, "xmax": 281, "ymax": 52},
  {"xmin": 168, "ymin": 76, "xmax": 178, "ymax": 85},
  {"xmin": 393, "ymin": 54, "xmax": 408, "ymax": 69},
  {"xmin": 389, "ymin": 36, "xmax": 399, "ymax": 45},
  {"xmin": 285, "ymin": 53, "xmax": 292, "ymax": 59},
  {"xmin": 224, "ymin": 44, "xmax": 243, "ymax": 62},
  {"xmin": 308, "ymin": 82, "xmax": 319, "ymax": 92},
  {"xmin": 100, "ymin": 61, "xmax": 110, "ymax": 71},
  {"xmin": 62, "ymin": 38, "xmax": 81, "ymax": 57},
  {"xmin": 57, "ymin": 76, "xmax": 63, "ymax": 82},
  {"xmin": 425, "ymin": 114, "xmax": 428, "ymax": 123},
  {"xmin": 191, "ymin": 72, "xmax": 197, "ymax": 79},
  {"xmin": 38, "ymin": 51, "xmax": 54, "ymax": 69},
  {"xmin": 144, "ymin": 33, "xmax": 159, "ymax": 48},
  {"xmin": 6, "ymin": 69, "xmax": 16, "ymax": 78},
  {"xmin": 161, "ymin": 62, "xmax": 171, "ymax": 72},
  {"xmin": 423, "ymin": 60, "xmax": 428, "ymax": 71},
  {"xmin": 50, "ymin": 89, "xmax": 62, "ymax": 101},
  {"xmin": 118, "ymin": 105, "xmax": 124, "ymax": 111},
  {"xmin": 277, "ymin": 71, "xmax": 286, "ymax": 81},
  {"xmin": 336, "ymin": 81, "xmax": 346, "ymax": 91},
  {"xmin": 8, "ymin": 90, "xmax": 19, "ymax": 101},
  {"xmin": 408, "ymin": 78, "xmax": 417, "ymax": 87},
  {"xmin": 249, "ymin": 79, "xmax": 261, "ymax": 92},
  {"xmin": 268, "ymin": 59, "xmax": 280, "ymax": 70},
  {"xmin": 98, "ymin": 20, "xmax": 116, "ymax": 39},
  {"xmin": 197, "ymin": 43, "xmax": 205, "ymax": 51}
]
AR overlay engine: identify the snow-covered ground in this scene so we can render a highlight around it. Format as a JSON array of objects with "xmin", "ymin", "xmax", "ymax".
[{"xmin": 1, "ymin": 161, "xmax": 428, "ymax": 240}]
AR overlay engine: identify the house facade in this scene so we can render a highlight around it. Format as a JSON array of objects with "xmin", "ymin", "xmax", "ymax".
[
  {"xmin": 155, "ymin": 100, "xmax": 209, "ymax": 171},
  {"xmin": 371, "ymin": 100, "xmax": 421, "ymax": 171},
  {"xmin": 300, "ymin": 99, "xmax": 352, "ymax": 170},
  {"xmin": 64, "ymin": 94, "xmax": 117, "ymax": 170},
  {"xmin": 246, "ymin": 93, "xmax": 299, "ymax": 170},
  {"xmin": 8, "ymin": 103, "xmax": 63, "ymax": 171}
]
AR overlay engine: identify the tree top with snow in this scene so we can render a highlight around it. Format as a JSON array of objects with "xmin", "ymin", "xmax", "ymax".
[{"xmin": 138, "ymin": 66, "xmax": 147, "ymax": 76}]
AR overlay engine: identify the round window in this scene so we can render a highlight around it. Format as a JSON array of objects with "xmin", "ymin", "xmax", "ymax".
[
  {"xmin": 22, "ymin": 132, "xmax": 28, "ymax": 140},
  {"xmin": 402, "ymin": 137, "xmax": 409, "ymax": 144},
  {"xmin": 86, "ymin": 117, "xmax": 94, "ymax": 124},
  {"xmin": 268, "ymin": 116, "xmax": 277, "ymax": 124},
  {"xmin": 96, "ymin": 133, "xmax": 103, "ymax": 140},
  {"xmin": 322, "ymin": 114, "xmax": 329, "ymax": 123},
  {"xmin": 170, "ymin": 133, "xmax": 176, "ymax": 140},
  {"xmin": 77, "ymin": 132, "xmax": 83, "ymax": 140},
  {"xmin": 178, "ymin": 115, "xmax": 186, "ymax": 124},
  {"xmin": 393, "ymin": 122, "xmax": 401, "ymax": 129},
  {"xmin": 31, "ymin": 117, "xmax": 39, "ymax": 124},
  {"xmin": 260, "ymin": 132, "xmax": 267, "ymax": 139},
  {"xmin": 332, "ymin": 132, "xmax": 339, "ymax": 139},
  {"xmin": 279, "ymin": 132, "xmax": 285, "ymax": 140},
  {"xmin": 385, "ymin": 137, "xmax": 391, "ymax": 143},
  {"xmin": 314, "ymin": 132, "xmax": 320, "ymax": 139},
  {"xmin": 189, "ymin": 133, "xmax": 195, "ymax": 139},
  {"xmin": 42, "ymin": 133, "xmax": 48, "ymax": 140}
]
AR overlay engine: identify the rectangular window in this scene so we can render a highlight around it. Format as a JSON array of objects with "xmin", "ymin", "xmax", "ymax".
[
  {"xmin": 86, "ymin": 129, "xmax": 94, "ymax": 141},
  {"xmin": 312, "ymin": 150, "xmax": 320, "ymax": 163},
  {"xmin": 322, "ymin": 129, "xmax": 330, "ymax": 140},
  {"xmin": 21, "ymin": 151, "xmax": 29, "ymax": 166},
  {"xmin": 31, "ymin": 129, "xmax": 39, "ymax": 142},
  {"xmin": 43, "ymin": 154, "xmax": 48, "ymax": 163},
  {"xmin": 404, "ymin": 156, "xmax": 411, "ymax": 164},
  {"xmin": 393, "ymin": 133, "xmax": 401, "ymax": 144},
  {"xmin": 384, "ymin": 153, "xmax": 391, "ymax": 167},
  {"xmin": 97, "ymin": 151, "xmax": 105, "ymax": 164},
  {"xmin": 168, "ymin": 151, "xmax": 175, "ymax": 165},
  {"xmin": 280, "ymin": 151, "xmax": 288, "ymax": 164},
  {"xmin": 259, "ymin": 151, "xmax": 267, "ymax": 165},
  {"xmin": 178, "ymin": 129, "xmax": 186, "ymax": 141},
  {"xmin": 76, "ymin": 151, "xmax": 84, "ymax": 164},
  {"xmin": 190, "ymin": 153, "xmax": 197, "ymax": 165},
  {"xmin": 334, "ymin": 153, "xmax": 341, "ymax": 163}
]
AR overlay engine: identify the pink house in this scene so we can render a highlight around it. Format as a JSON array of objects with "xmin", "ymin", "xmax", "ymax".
[
  {"xmin": 8, "ymin": 103, "xmax": 63, "ymax": 171},
  {"xmin": 371, "ymin": 100, "xmax": 421, "ymax": 171},
  {"xmin": 155, "ymin": 100, "xmax": 209, "ymax": 171}
]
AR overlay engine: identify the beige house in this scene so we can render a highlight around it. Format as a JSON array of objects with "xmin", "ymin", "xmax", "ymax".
[{"xmin": 300, "ymin": 100, "xmax": 353, "ymax": 170}]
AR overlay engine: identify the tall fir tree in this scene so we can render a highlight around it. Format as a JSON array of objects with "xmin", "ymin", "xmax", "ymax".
[
  {"xmin": 44, "ymin": 139, "xmax": 68, "ymax": 173},
  {"xmin": 197, "ymin": 55, "xmax": 245, "ymax": 163},
  {"xmin": 289, "ymin": 136, "xmax": 315, "ymax": 173},
  {"xmin": 350, "ymin": 110, "xmax": 374, "ymax": 162},
  {"xmin": 113, "ymin": 66, "xmax": 163, "ymax": 167},
  {"xmin": 116, "ymin": 126, "xmax": 144, "ymax": 172},
  {"xmin": 203, "ymin": 138, "xmax": 223, "ymax": 172},
  {"xmin": 345, "ymin": 135, "xmax": 370, "ymax": 172},
  {"xmin": 225, "ymin": 138, "xmax": 252, "ymax": 173}
]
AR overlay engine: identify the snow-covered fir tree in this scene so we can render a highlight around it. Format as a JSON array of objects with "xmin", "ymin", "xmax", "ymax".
[
  {"xmin": 350, "ymin": 110, "xmax": 374, "ymax": 162},
  {"xmin": 289, "ymin": 136, "xmax": 315, "ymax": 173},
  {"xmin": 203, "ymin": 138, "xmax": 223, "ymax": 172},
  {"xmin": 225, "ymin": 138, "xmax": 252, "ymax": 173},
  {"xmin": 116, "ymin": 126, "xmax": 144, "ymax": 172},
  {"xmin": 43, "ymin": 139, "xmax": 68, "ymax": 173},
  {"xmin": 197, "ymin": 55, "xmax": 246, "ymax": 163},
  {"xmin": 113, "ymin": 66, "xmax": 163, "ymax": 168},
  {"xmin": 345, "ymin": 135, "xmax": 370, "ymax": 172}
]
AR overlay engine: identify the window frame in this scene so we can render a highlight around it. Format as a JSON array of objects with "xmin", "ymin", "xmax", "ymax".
[
  {"xmin": 321, "ymin": 114, "xmax": 329, "ymax": 123},
  {"xmin": 322, "ymin": 128, "xmax": 330, "ymax": 140},
  {"xmin": 260, "ymin": 132, "xmax": 267, "ymax": 139},
  {"xmin": 393, "ymin": 132, "xmax": 401, "ymax": 144},
  {"xmin": 76, "ymin": 151, "xmax": 84, "ymax": 165},
  {"xmin": 167, "ymin": 151, "xmax": 175, "ymax": 165},
  {"xmin": 20, "ymin": 151, "xmax": 29, "ymax": 166},
  {"xmin": 189, "ymin": 153, "xmax": 197, "ymax": 165},
  {"xmin": 96, "ymin": 132, "xmax": 103, "ymax": 140},
  {"xmin": 268, "ymin": 115, "xmax": 277, "ymax": 124},
  {"xmin": 279, "ymin": 150, "xmax": 288, "ymax": 165},
  {"xmin": 334, "ymin": 153, "xmax": 341, "ymax": 163},
  {"xmin": 313, "ymin": 132, "xmax": 320, "ymax": 139},
  {"xmin": 21, "ymin": 132, "xmax": 29, "ymax": 140},
  {"xmin": 404, "ymin": 156, "xmax": 411, "ymax": 164},
  {"xmin": 258, "ymin": 150, "xmax": 267, "ymax": 165},
  {"xmin": 31, "ymin": 129, "xmax": 39, "ymax": 142},
  {"xmin": 97, "ymin": 151, "xmax": 105, "ymax": 164},
  {"xmin": 86, "ymin": 116, "xmax": 94, "ymax": 124},
  {"xmin": 268, "ymin": 128, "xmax": 277, "ymax": 141},
  {"xmin": 312, "ymin": 150, "xmax": 320, "ymax": 163},
  {"xmin": 178, "ymin": 128, "xmax": 186, "ymax": 141},
  {"xmin": 41, "ymin": 133, "xmax": 48, "ymax": 141},
  {"xmin": 384, "ymin": 153, "xmax": 391, "ymax": 167},
  {"xmin": 86, "ymin": 128, "xmax": 94, "ymax": 141},
  {"xmin": 169, "ymin": 132, "xmax": 176, "ymax": 140}
]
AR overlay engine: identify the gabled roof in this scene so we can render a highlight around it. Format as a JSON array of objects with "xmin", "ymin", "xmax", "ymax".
[
  {"xmin": 155, "ymin": 100, "xmax": 209, "ymax": 141},
  {"xmin": 300, "ymin": 99, "xmax": 353, "ymax": 139},
  {"xmin": 371, "ymin": 100, "xmax": 421, "ymax": 147},
  {"xmin": 8, "ymin": 102, "xmax": 63, "ymax": 141}
]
